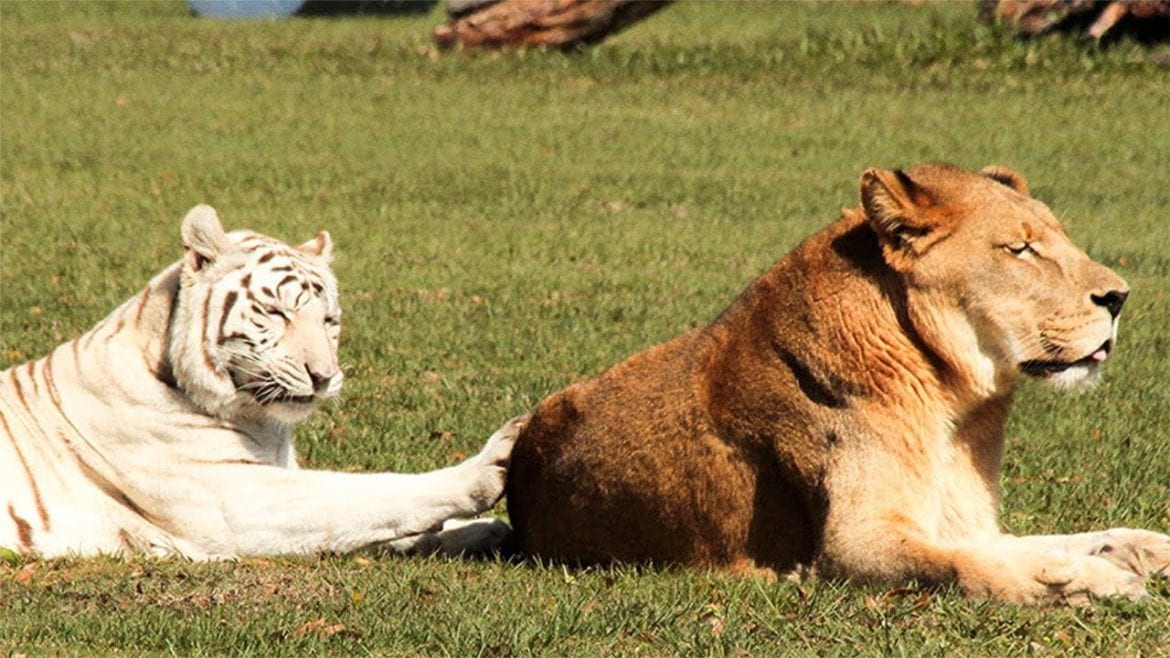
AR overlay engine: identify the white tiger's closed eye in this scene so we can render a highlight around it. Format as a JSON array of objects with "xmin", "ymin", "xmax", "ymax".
[{"xmin": 264, "ymin": 305, "xmax": 290, "ymax": 321}]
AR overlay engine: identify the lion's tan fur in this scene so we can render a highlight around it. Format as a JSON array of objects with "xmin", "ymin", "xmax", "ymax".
[{"xmin": 506, "ymin": 163, "xmax": 1170, "ymax": 604}]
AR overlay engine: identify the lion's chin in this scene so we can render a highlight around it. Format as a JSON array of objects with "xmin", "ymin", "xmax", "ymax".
[
  {"xmin": 1032, "ymin": 361, "xmax": 1102, "ymax": 392},
  {"xmin": 1019, "ymin": 339, "xmax": 1112, "ymax": 392}
]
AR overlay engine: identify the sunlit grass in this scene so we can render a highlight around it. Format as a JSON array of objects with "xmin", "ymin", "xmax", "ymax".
[{"xmin": 1, "ymin": 1, "xmax": 1168, "ymax": 655}]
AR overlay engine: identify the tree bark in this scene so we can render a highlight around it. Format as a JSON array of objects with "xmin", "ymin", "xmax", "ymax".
[
  {"xmin": 980, "ymin": 0, "xmax": 1169, "ymax": 40},
  {"xmin": 434, "ymin": 0, "xmax": 673, "ymax": 50}
]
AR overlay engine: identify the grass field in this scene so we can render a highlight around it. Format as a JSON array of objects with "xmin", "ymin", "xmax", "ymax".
[{"xmin": 2, "ymin": 1, "xmax": 1169, "ymax": 655}]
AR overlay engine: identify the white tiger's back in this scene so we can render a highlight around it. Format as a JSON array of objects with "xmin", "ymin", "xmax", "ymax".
[{"xmin": 0, "ymin": 264, "xmax": 201, "ymax": 556}]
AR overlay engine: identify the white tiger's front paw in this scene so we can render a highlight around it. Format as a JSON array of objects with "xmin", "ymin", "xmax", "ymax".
[
  {"xmin": 478, "ymin": 414, "xmax": 527, "ymax": 467},
  {"xmin": 466, "ymin": 414, "xmax": 529, "ymax": 511}
]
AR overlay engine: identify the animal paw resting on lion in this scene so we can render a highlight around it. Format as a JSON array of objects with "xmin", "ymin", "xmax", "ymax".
[
  {"xmin": 506, "ymin": 163, "xmax": 1170, "ymax": 605},
  {"xmin": 1, "ymin": 205, "xmax": 523, "ymax": 559}
]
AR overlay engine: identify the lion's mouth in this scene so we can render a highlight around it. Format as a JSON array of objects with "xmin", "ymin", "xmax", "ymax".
[{"xmin": 1020, "ymin": 339, "xmax": 1113, "ymax": 377}]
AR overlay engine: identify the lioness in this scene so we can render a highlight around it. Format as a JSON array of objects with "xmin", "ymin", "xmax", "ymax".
[{"xmin": 506, "ymin": 163, "xmax": 1170, "ymax": 605}]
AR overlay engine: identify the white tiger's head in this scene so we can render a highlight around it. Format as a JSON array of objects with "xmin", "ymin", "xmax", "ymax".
[{"xmin": 169, "ymin": 205, "xmax": 342, "ymax": 425}]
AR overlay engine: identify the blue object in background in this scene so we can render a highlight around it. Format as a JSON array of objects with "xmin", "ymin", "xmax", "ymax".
[
  {"xmin": 188, "ymin": 0, "xmax": 306, "ymax": 19},
  {"xmin": 188, "ymin": 0, "xmax": 437, "ymax": 19}
]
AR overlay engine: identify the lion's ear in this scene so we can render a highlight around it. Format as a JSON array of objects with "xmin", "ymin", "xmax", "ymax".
[
  {"xmin": 980, "ymin": 165, "xmax": 1030, "ymax": 196},
  {"xmin": 860, "ymin": 168, "xmax": 941, "ymax": 263},
  {"xmin": 181, "ymin": 204, "xmax": 227, "ymax": 273}
]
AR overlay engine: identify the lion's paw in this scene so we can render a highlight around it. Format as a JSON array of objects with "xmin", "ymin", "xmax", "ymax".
[
  {"xmin": 1081, "ymin": 528, "xmax": 1170, "ymax": 579},
  {"xmin": 962, "ymin": 547, "xmax": 1148, "ymax": 606},
  {"xmin": 1031, "ymin": 553, "xmax": 1148, "ymax": 606}
]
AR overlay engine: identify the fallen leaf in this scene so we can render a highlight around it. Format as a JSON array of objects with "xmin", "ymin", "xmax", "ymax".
[
  {"xmin": 292, "ymin": 618, "xmax": 347, "ymax": 637},
  {"xmin": 881, "ymin": 587, "xmax": 917, "ymax": 600},
  {"xmin": 708, "ymin": 615, "xmax": 725, "ymax": 636},
  {"xmin": 15, "ymin": 564, "xmax": 36, "ymax": 584}
]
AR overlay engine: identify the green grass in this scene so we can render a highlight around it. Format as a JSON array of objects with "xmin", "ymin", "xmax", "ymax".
[{"xmin": 2, "ymin": 1, "xmax": 1169, "ymax": 655}]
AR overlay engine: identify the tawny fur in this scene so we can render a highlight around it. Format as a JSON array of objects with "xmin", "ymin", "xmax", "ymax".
[{"xmin": 506, "ymin": 163, "xmax": 1170, "ymax": 605}]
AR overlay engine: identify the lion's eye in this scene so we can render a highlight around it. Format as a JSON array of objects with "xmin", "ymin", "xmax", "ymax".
[{"xmin": 1004, "ymin": 242, "xmax": 1033, "ymax": 257}]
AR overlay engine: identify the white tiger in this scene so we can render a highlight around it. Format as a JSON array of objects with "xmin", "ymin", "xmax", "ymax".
[{"xmin": 0, "ymin": 205, "xmax": 523, "ymax": 559}]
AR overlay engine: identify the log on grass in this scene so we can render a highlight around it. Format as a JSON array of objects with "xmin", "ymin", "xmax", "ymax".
[
  {"xmin": 434, "ymin": 0, "xmax": 673, "ymax": 49},
  {"xmin": 980, "ymin": 0, "xmax": 1170, "ymax": 40}
]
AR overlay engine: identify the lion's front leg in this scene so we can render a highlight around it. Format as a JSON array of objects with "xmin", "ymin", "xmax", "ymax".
[
  {"xmin": 950, "ymin": 536, "xmax": 1150, "ymax": 605},
  {"xmin": 821, "ymin": 522, "xmax": 1150, "ymax": 606},
  {"xmin": 817, "ymin": 466, "xmax": 1153, "ymax": 606}
]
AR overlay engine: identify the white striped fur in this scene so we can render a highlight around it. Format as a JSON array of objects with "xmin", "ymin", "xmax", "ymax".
[{"xmin": 1, "ymin": 205, "xmax": 520, "ymax": 559}]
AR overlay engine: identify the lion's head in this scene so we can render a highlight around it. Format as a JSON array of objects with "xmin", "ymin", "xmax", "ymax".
[{"xmin": 859, "ymin": 163, "xmax": 1128, "ymax": 396}]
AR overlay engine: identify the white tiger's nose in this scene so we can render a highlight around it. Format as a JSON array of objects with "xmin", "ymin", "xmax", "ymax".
[{"xmin": 306, "ymin": 364, "xmax": 338, "ymax": 393}]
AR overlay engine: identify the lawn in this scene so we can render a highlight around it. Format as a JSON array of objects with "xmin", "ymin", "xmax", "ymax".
[{"xmin": 1, "ymin": 1, "xmax": 1168, "ymax": 655}]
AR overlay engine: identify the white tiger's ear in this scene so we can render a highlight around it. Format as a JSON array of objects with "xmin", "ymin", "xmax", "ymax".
[
  {"xmin": 298, "ymin": 231, "xmax": 333, "ymax": 263},
  {"xmin": 181, "ymin": 205, "xmax": 227, "ymax": 273}
]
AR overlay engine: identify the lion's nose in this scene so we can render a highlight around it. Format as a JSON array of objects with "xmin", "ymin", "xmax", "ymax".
[{"xmin": 1091, "ymin": 289, "xmax": 1128, "ymax": 319}]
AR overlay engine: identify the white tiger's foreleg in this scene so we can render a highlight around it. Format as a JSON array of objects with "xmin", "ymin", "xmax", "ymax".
[{"xmin": 187, "ymin": 415, "xmax": 525, "ymax": 557}]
